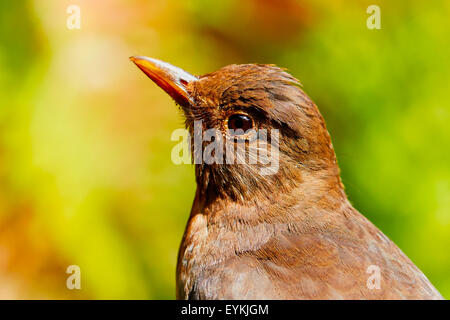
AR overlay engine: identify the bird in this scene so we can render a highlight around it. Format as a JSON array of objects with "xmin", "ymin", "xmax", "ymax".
[{"xmin": 130, "ymin": 56, "xmax": 443, "ymax": 300}]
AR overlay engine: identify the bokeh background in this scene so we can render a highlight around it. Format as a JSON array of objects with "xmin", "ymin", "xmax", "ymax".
[{"xmin": 0, "ymin": 0, "xmax": 449, "ymax": 299}]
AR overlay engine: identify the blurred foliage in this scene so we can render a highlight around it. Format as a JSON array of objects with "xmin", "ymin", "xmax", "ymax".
[{"xmin": 0, "ymin": 0, "xmax": 448, "ymax": 299}]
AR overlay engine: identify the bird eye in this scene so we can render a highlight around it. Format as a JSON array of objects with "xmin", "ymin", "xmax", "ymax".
[{"xmin": 227, "ymin": 114, "xmax": 253, "ymax": 133}]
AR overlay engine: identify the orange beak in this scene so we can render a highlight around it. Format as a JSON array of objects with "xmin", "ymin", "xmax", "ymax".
[{"xmin": 130, "ymin": 56, "xmax": 198, "ymax": 108}]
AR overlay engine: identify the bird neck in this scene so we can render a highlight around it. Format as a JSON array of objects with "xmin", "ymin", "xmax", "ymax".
[
  {"xmin": 177, "ymin": 165, "xmax": 351, "ymax": 298},
  {"xmin": 191, "ymin": 165, "xmax": 347, "ymax": 227}
]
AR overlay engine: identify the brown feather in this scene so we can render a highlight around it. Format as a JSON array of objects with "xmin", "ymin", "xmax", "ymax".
[
  {"xmin": 130, "ymin": 58, "xmax": 442, "ymax": 299},
  {"xmin": 176, "ymin": 64, "xmax": 442, "ymax": 299}
]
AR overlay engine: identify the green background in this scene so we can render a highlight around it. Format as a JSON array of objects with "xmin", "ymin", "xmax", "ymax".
[{"xmin": 0, "ymin": 0, "xmax": 448, "ymax": 299}]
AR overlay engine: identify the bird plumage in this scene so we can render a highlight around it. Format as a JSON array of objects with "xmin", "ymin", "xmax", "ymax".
[{"xmin": 131, "ymin": 57, "xmax": 443, "ymax": 300}]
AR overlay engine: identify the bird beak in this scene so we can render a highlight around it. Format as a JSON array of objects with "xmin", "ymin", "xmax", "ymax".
[{"xmin": 130, "ymin": 56, "xmax": 198, "ymax": 108}]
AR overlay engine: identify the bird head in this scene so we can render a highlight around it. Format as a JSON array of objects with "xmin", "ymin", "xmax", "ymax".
[{"xmin": 131, "ymin": 56, "xmax": 342, "ymax": 203}]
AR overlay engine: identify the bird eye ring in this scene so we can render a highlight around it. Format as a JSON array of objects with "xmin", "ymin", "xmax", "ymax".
[{"xmin": 227, "ymin": 114, "xmax": 253, "ymax": 134}]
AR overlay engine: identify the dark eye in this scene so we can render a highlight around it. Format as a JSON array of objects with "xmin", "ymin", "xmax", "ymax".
[{"xmin": 228, "ymin": 114, "xmax": 253, "ymax": 132}]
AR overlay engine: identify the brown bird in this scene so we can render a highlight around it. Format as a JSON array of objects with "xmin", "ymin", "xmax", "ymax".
[{"xmin": 130, "ymin": 56, "xmax": 443, "ymax": 300}]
